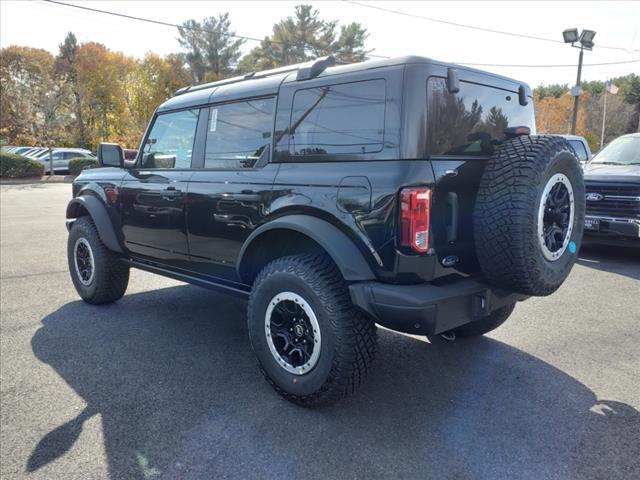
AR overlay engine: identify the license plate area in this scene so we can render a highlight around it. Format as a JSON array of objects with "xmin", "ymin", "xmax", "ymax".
[{"xmin": 584, "ymin": 217, "xmax": 600, "ymax": 231}]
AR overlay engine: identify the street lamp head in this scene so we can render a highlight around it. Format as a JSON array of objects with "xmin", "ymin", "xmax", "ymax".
[
  {"xmin": 563, "ymin": 28, "xmax": 579, "ymax": 44},
  {"xmin": 579, "ymin": 29, "xmax": 596, "ymax": 49}
]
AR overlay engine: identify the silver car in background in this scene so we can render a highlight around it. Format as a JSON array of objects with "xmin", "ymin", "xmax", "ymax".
[{"xmin": 33, "ymin": 148, "xmax": 95, "ymax": 173}]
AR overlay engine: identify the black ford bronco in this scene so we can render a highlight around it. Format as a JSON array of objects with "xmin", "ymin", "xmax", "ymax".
[{"xmin": 66, "ymin": 56, "xmax": 585, "ymax": 406}]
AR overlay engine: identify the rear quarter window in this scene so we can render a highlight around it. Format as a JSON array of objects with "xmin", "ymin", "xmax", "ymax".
[
  {"xmin": 427, "ymin": 77, "xmax": 535, "ymax": 156},
  {"xmin": 286, "ymin": 79, "xmax": 386, "ymax": 161}
]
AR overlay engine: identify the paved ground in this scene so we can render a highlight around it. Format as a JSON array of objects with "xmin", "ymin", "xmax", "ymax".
[{"xmin": 1, "ymin": 183, "xmax": 639, "ymax": 480}]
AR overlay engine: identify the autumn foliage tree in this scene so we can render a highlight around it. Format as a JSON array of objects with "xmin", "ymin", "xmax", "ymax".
[
  {"xmin": 128, "ymin": 53, "xmax": 191, "ymax": 134},
  {"xmin": 1, "ymin": 46, "xmax": 58, "ymax": 145},
  {"xmin": 534, "ymin": 74, "xmax": 640, "ymax": 151}
]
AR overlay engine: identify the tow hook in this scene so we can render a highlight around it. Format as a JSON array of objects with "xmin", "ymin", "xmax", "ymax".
[{"xmin": 440, "ymin": 331, "xmax": 456, "ymax": 342}]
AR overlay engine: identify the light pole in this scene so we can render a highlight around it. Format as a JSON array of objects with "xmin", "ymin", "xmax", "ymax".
[{"xmin": 562, "ymin": 28, "xmax": 596, "ymax": 135}]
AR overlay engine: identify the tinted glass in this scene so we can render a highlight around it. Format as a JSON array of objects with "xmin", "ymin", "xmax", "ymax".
[
  {"xmin": 427, "ymin": 78, "xmax": 535, "ymax": 156},
  {"xmin": 288, "ymin": 79, "xmax": 385, "ymax": 159},
  {"xmin": 141, "ymin": 109, "xmax": 199, "ymax": 169},
  {"xmin": 568, "ymin": 140, "xmax": 588, "ymax": 162},
  {"xmin": 591, "ymin": 135, "xmax": 640, "ymax": 165},
  {"xmin": 204, "ymin": 97, "xmax": 274, "ymax": 169}
]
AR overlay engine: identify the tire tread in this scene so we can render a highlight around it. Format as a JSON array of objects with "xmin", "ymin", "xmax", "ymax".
[
  {"xmin": 68, "ymin": 216, "xmax": 129, "ymax": 304},
  {"xmin": 474, "ymin": 135, "xmax": 584, "ymax": 296},
  {"xmin": 248, "ymin": 253, "xmax": 377, "ymax": 407}
]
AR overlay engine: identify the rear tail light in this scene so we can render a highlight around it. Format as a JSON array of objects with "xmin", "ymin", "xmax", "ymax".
[{"xmin": 400, "ymin": 187, "xmax": 431, "ymax": 253}]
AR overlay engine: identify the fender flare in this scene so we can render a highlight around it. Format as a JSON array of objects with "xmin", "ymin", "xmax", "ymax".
[
  {"xmin": 237, "ymin": 215, "xmax": 376, "ymax": 282},
  {"xmin": 66, "ymin": 195, "xmax": 122, "ymax": 253}
]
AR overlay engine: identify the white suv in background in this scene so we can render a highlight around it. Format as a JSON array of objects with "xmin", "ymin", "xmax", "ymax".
[
  {"xmin": 560, "ymin": 135, "xmax": 592, "ymax": 165},
  {"xmin": 33, "ymin": 148, "xmax": 95, "ymax": 173}
]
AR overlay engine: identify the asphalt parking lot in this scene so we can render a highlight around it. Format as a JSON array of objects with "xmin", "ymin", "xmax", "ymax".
[{"xmin": 1, "ymin": 183, "xmax": 639, "ymax": 480}]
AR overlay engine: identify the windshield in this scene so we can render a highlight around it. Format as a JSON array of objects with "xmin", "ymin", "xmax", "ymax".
[{"xmin": 591, "ymin": 136, "xmax": 640, "ymax": 165}]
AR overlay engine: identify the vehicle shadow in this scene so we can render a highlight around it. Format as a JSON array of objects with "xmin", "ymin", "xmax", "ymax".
[
  {"xmin": 578, "ymin": 243, "xmax": 640, "ymax": 281},
  {"xmin": 30, "ymin": 286, "xmax": 639, "ymax": 480}
]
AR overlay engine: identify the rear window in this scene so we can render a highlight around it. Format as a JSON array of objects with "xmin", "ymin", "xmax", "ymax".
[
  {"xmin": 427, "ymin": 78, "xmax": 535, "ymax": 156},
  {"xmin": 287, "ymin": 79, "xmax": 386, "ymax": 160}
]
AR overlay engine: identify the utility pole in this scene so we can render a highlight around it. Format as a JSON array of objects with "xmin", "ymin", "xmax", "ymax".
[
  {"xmin": 600, "ymin": 82, "xmax": 608, "ymax": 149},
  {"xmin": 570, "ymin": 47, "xmax": 584, "ymax": 135},
  {"xmin": 562, "ymin": 28, "xmax": 596, "ymax": 135},
  {"xmin": 48, "ymin": 146, "xmax": 54, "ymax": 177}
]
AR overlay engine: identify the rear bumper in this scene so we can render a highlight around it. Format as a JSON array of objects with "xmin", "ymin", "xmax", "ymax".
[{"xmin": 349, "ymin": 277, "xmax": 527, "ymax": 336}]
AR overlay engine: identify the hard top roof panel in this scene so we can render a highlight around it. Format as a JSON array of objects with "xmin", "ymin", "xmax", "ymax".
[{"xmin": 157, "ymin": 55, "xmax": 531, "ymax": 113}]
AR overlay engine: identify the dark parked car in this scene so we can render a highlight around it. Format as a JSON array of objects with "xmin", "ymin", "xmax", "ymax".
[
  {"xmin": 65, "ymin": 56, "xmax": 585, "ymax": 406},
  {"xmin": 583, "ymin": 133, "xmax": 640, "ymax": 246}
]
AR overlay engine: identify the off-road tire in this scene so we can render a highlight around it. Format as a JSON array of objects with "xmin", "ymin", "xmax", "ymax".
[
  {"xmin": 474, "ymin": 135, "xmax": 585, "ymax": 296},
  {"xmin": 67, "ymin": 216, "xmax": 129, "ymax": 305},
  {"xmin": 247, "ymin": 254, "xmax": 377, "ymax": 407},
  {"xmin": 448, "ymin": 303, "xmax": 516, "ymax": 338}
]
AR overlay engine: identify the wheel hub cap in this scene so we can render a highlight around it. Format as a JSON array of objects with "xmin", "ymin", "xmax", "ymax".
[
  {"xmin": 264, "ymin": 292, "xmax": 321, "ymax": 375},
  {"xmin": 73, "ymin": 237, "xmax": 95, "ymax": 286},
  {"xmin": 537, "ymin": 173, "xmax": 575, "ymax": 261}
]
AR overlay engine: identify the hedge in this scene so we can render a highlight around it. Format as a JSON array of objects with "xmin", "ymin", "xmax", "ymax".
[
  {"xmin": 68, "ymin": 157, "xmax": 99, "ymax": 175},
  {"xmin": 0, "ymin": 152, "xmax": 45, "ymax": 178}
]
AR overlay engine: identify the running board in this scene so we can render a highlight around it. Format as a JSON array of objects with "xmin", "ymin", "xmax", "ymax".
[{"xmin": 122, "ymin": 258, "xmax": 250, "ymax": 299}]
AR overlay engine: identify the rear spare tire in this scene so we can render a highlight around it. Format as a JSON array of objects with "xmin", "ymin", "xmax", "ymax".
[{"xmin": 474, "ymin": 135, "xmax": 585, "ymax": 296}]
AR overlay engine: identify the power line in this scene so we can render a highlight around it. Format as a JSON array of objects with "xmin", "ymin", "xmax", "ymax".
[
  {"xmin": 456, "ymin": 58, "xmax": 640, "ymax": 68},
  {"xmin": 42, "ymin": 0, "xmax": 262, "ymax": 42},
  {"xmin": 42, "ymin": 0, "xmax": 388, "ymax": 59},
  {"xmin": 346, "ymin": 0, "xmax": 639, "ymax": 53},
  {"xmin": 40, "ymin": 0, "xmax": 640, "ymax": 69}
]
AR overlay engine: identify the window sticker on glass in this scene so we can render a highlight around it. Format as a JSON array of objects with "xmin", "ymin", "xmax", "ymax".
[{"xmin": 210, "ymin": 108, "xmax": 218, "ymax": 132}]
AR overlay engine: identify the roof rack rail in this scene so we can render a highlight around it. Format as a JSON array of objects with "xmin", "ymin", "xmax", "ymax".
[{"xmin": 174, "ymin": 55, "xmax": 337, "ymax": 96}]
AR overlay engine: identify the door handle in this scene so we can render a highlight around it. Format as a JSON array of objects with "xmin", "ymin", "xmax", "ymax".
[{"xmin": 161, "ymin": 187, "xmax": 181, "ymax": 200}]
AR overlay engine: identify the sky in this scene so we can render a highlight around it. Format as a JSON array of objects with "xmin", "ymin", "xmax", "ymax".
[{"xmin": 1, "ymin": 0, "xmax": 639, "ymax": 87}]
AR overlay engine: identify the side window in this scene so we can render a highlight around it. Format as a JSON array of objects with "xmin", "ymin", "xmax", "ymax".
[
  {"xmin": 141, "ymin": 109, "xmax": 199, "ymax": 169},
  {"xmin": 63, "ymin": 152, "xmax": 78, "ymax": 160},
  {"xmin": 569, "ymin": 140, "xmax": 588, "ymax": 162},
  {"xmin": 204, "ymin": 97, "xmax": 274, "ymax": 169},
  {"xmin": 51, "ymin": 152, "xmax": 63, "ymax": 160},
  {"xmin": 287, "ymin": 79, "xmax": 386, "ymax": 160}
]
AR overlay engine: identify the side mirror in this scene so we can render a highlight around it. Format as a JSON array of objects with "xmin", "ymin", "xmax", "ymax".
[{"xmin": 98, "ymin": 143, "xmax": 124, "ymax": 168}]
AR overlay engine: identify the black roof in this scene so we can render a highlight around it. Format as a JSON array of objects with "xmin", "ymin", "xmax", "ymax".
[{"xmin": 157, "ymin": 55, "xmax": 531, "ymax": 113}]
